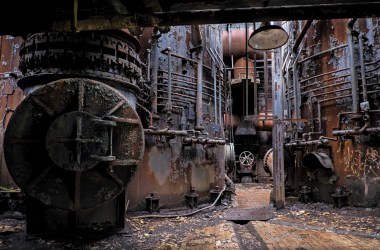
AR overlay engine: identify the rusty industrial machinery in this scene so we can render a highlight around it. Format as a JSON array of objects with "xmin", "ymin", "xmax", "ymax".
[
  {"xmin": 1, "ymin": 24, "xmax": 228, "ymax": 232},
  {"xmin": 3, "ymin": 30, "xmax": 144, "ymax": 233}
]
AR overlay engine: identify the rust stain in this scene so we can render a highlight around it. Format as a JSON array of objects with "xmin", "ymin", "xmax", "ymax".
[{"xmin": 148, "ymin": 146, "xmax": 171, "ymax": 185}]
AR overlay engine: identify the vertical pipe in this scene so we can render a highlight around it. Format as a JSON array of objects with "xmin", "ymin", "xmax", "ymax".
[
  {"xmin": 245, "ymin": 23, "xmax": 249, "ymax": 117},
  {"xmin": 317, "ymin": 101, "xmax": 322, "ymax": 132},
  {"xmin": 151, "ymin": 35, "xmax": 159, "ymax": 114},
  {"xmin": 228, "ymin": 24, "xmax": 231, "ymax": 59},
  {"xmin": 292, "ymin": 49, "xmax": 302, "ymax": 139},
  {"xmin": 196, "ymin": 49, "xmax": 204, "ymax": 129},
  {"xmin": 166, "ymin": 47, "xmax": 172, "ymax": 113},
  {"xmin": 146, "ymin": 49, "xmax": 151, "ymax": 81},
  {"xmin": 227, "ymin": 70, "xmax": 233, "ymax": 142},
  {"xmin": 72, "ymin": 0, "xmax": 78, "ymax": 31},
  {"xmin": 348, "ymin": 18, "xmax": 359, "ymax": 113},
  {"xmin": 213, "ymin": 60, "xmax": 217, "ymax": 123},
  {"xmin": 253, "ymin": 51, "xmax": 259, "ymax": 115},
  {"xmin": 272, "ymin": 48, "xmax": 285, "ymax": 209},
  {"xmin": 219, "ymin": 69, "xmax": 222, "ymax": 126},
  {"xmin": 264, "ymin": 52, "xmax": 269, "ymax": 118},
  {"xmin": 359, "ymin": 34, "xmax": 368, "ymax": 103}
]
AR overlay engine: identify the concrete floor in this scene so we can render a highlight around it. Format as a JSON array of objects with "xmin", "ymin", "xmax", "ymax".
[{"xmin": 0, "ymin": 183, "xmax": 380, "ymax": 249}]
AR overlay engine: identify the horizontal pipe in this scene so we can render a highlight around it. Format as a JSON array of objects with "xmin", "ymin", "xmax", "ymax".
[
  {"xmin": 144, "ymin": 128, "xmax": 226, "ymax": 145},
  {"xmin": 314, "ymin": 94, "xmax": 352, "ymax": 104},
  {"xmin": 301, "ymin": 74, "xmax": 350, "ymax": 90},
  {"xmin": 299, "ymin": 67, "xmax": 350, "ymax": 84},
  {"xmin": 144, "ymin": 128, "xmax": 190, "ymax": 136},
  {"xmin": 302, "ymin": 81, "xmax": 350, "ymax": 95},
  {"xmin": 298, "ymin": 44, "xmax": 348, "ymax": 64},
  {"xmin": 183, "ymin": 137, "xmax": 226, "ymax": 145},
  {"xmin": 285, "ymin": 137, "xmax": 329, "ymax": 147},
  {"xmin": 332, "ymin": 125, "xmax": 380, "ymax": 136}
]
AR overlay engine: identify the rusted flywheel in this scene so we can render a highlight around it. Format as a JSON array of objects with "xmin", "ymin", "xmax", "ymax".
[{"xmin": 4, "ymin": 78, "xmax": 144, "ymax": 211}]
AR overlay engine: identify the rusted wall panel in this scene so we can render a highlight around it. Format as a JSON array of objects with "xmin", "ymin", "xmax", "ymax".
[
  {"xmin": 128, "ymin": 25, "xmax": 225, "ymax": 210},
  {"xmin": 286, "ymin": 18, "xmax": 380, "ymax": 206},
  {"xmin": 0, "ymin": 35, "xmax": 23, "ymax": 187}
]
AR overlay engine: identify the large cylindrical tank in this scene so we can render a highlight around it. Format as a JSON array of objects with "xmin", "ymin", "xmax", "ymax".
[
  {"xmin": 3, "ymin": 30, "xmax": 144, "ymax": 233},
  {"xmin": 233, "ymin": 57, "xmax": 254, "ymax": 80},
  {"xmin": 291, "ymin": 18, "xmax": 380, "ymax": 206},
  {"xmin": 128, "ymin": 25, "xmax": 226, "ymax": 210}
]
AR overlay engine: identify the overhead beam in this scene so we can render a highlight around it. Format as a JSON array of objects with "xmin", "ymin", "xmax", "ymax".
[{"xmin": 0, "ymin": 1, "xmax": 380, "ymax": 36}]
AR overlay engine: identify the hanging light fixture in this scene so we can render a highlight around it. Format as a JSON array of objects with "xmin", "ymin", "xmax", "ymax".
[{"xmin": 248, "ymin": 22, "xmax": 289, "ymax": 50}]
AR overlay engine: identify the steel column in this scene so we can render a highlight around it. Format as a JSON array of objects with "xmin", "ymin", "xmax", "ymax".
[{"xmin": 272, "ymin": 48, "xmax": 285, "ymax": 209}]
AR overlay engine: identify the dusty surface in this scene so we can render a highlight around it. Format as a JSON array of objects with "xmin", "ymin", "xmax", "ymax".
[{"xmin": 0, "ymin": 183, "xmax": 379, "ymax": 249}]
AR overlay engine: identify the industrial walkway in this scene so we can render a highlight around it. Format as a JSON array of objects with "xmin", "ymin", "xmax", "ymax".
[
  {"xmin": 0, "ymin": 183, "xmax": 379, "ymax": 249},
  {"xmin": 125, "ymin": 183, "xmax": 380, "ymax": 250}
]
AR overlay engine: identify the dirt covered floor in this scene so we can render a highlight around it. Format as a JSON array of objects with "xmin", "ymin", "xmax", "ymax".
[{"xmin": 0, "ymin": 183, "xmax": 379, "ymax": 249}]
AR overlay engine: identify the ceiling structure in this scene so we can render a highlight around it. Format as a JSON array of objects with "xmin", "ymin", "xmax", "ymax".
[{"xmin": 0, "ymin": 1, "xmax": 380, "ymax": 37}]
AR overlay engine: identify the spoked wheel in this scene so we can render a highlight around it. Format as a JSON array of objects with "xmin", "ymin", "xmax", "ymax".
[{"xmin": 239, "ymin": 151, "xmax": 255, "ymax": 166}]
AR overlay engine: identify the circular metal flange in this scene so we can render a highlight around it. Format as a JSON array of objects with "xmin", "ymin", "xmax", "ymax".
[
  {"xmin": 4, "ymin": 78, "xmax": 144, "ymax": 210},
  {"xmin": 239, "ymin": 151, "xmax": 255, "ymax": 167},
  {"xmin": 46, "ymin": 111, "xmax": 109, "ymax": 171}
]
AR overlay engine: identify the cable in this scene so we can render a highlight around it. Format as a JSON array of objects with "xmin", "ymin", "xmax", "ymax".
[{"xmin": 130, "ymin": 185, "xmax": 226, "ymax": 219}]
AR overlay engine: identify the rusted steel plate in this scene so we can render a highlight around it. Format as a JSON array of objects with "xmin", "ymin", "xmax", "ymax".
[{"xmin": 4, "ymin": 78, "xmax": 144, "ymax": 211}]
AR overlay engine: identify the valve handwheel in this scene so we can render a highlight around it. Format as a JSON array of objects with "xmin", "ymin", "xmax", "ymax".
[{"xmin": 239, "ymin": 151, "xmax": 255, "ymax": 166}]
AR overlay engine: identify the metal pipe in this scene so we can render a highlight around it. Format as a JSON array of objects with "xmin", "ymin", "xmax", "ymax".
[
  {"xmin": 144, "ymin": 128, "xmax": 189, "ymax": 136},
  {"xmin": 218, "ymin": 70, "xmax": 223, "ymax": 126},
  {"xmin": 196, "ymin": 48, "xmax": 204, "ymax": 130},
  {"xmin": 253, "ymin": 52, "xmax": 258, "ymax": 115},
  {"xmin": 301, "ymin": 74, "xmax": 350, "ymax": 90},
  {"xmin": 292, "ymin": 20, "xmax": 313, "ymax": 53},
  {"xmin": 264, "ymin": 52, "xmax": 269, "ymax": 118},
  {"xmin": 183, "ymin": 137, "xmax": 226, "ymax": 145},
  {"xmin": 151, "ymin": 33, "xmax": 159, "ymax": 114},
  {"xmin": 302, "ymin": 81, "xmax": 350, "ymax": 95},
  {"xmin": 146, "ymin": 49, "xmax": 151, "ymax": 81},
  {"xmin": 307, "ymin": 87, "xmax": 352, "ymax": 99},
  {"xmin": 157, "ymin": 91, "xmax": 196, "ymax": 101},
  {"xmin": 144, "ymin": 128, "xmax": 226, "ymax": 145},
  {"xmin": 245, "ymin": 22, "xmax": 249, "ymax": 117},
  {"xmin": 161, "ymin": 47, "xmax": 173, "ymax": 113},
  {"xmin": 317, "ymin": 94, "xmax": 352, "ymax": 103},
  {"xmin": 302, "ymin": 131, "xmax": 323, "ymax": 140},
  {"xmin": 285, "ymin": 52, "xmax": 292, "ymax": 120},
  {"xmin": 170, "ymin": 52, "xmax": 197, "ymax": 64},
  {"xmin": 365, "ymin": 58, "xmax": 380, "ymax": 66},
  {"xmin": 137, "ymin": 102, "xmax": 154, "ymax": 128},
  {"xmin": 299, "ymin": 67, "xmax": 350, "ymax": 84},
  {"xmin": 298, "ymin": 44, "xmax": 348, "ymax": 64},
  {"xmin": 348, "ymin": 18, "xmax": 359, "ymax": 113},
  {"xmin": 359, "ymin": 33, "xmax": 368, "ymax": 103},
  {"xmin": 228, "ymin": 24, "xmax": 231, "ymax": 59},
  {"xmin": 271, "ymin": 47, "xmax": 285, "ymax": 209},
  {"xmin": 317, "ymin": 101, "xmax": 322, "ymax": 132},
  {"xmin": 213, "ymin": 61, "xmax": 217, "ymax": 124},
  {"xmin": 292, "ymin": 49, "xmax": 302, "ymax": 139},
  {"xmin": 331, "ymin": 124, "xmax": 380, "ymax": 136},
  {"xmin": 285, "ymin": 137, "xmax": 329, "ymax": 147}
]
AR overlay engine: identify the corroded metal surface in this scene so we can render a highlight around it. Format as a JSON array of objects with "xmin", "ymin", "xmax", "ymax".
[
  {"xmin": 17, "ymin": 30, "xmax": 142, "ymax": 91},
  {"xmin": 128, "ymin": 25, "xmax": 226, "ymax": 210},
  {"xmin": 0, "ymin": 36, "xmax": 23, "ymax": 187},
  {"xmin": 1, "ymin": 1, "xmax": 380, "ymax": 37},
  {"xmin": 4, "ymin": 78, "xmax": 144, "ymax": 210},
  {"xmin": 285, "ymin": 18, "xmax": 380, "ymax": 205}
]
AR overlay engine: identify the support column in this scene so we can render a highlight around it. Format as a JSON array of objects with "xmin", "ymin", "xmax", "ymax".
[{"xmin": 271, "ymin": 48, "xmax": 285, "ymax": 209}]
